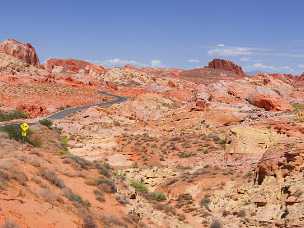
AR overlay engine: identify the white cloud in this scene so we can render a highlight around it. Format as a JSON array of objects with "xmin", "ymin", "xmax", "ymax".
[
  {"xmin": 188, "ymin": 59, "xmax": 200, "ymax": 63},
  {"xmin": 252, "ymin": 63, "xmax": 275, "ymax": 69},
  {"xmin": 251, "ymin": 63, "xmax": 293, "ymax": 71},
  {"xmin": 101, "ymin": 58, "xmax": 140, "ymax": 66},
  {"xmin": 217, "ymin": 44, "xmax": 225, "ymax": 47},
  {"xmin": 151, "ymin": 59, "xmax": 162, "ymax": 67},
  {"xmin": 208, "ymin": 47, "xmax": 255, "ymax": 57},
  {"xmin": 298, "ymin": 64, "xmax": 304, "ymax": 68}
]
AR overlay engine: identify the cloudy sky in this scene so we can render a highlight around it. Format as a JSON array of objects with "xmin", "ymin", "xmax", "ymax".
[{"xmin": 1, "ymin": 0, "xmax": 304, "ymax": 73}]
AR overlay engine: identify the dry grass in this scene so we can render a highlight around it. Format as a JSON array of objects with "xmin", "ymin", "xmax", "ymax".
[{"xmin": 39, "ymin": 169, "xmax": 65, "ymax": 188}]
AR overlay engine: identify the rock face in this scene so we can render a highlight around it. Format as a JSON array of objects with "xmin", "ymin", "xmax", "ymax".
[
  {"xmin": 44, "ymin": 58, "xmax": 106, "ymax": 84},
  {"xmin": 0, "ymin": 39, "xmax": 40, "ymax": 66},
  {"xmin": 45, "ymin": 58, "xmax": 105, "ymax": 75},
  {"xmin": 208, "ymin": 59, "xmax": 245, "ymax": 76},
  {"xmin": 248, "ymin": 86, "xmax": 292, "ymax": 111}
]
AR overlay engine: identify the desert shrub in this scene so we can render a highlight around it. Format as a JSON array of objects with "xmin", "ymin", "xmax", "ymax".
[
  {"xmin": 96, "ymin": 178, "xmax": 117, "ymax": 193},
  {"xmin": 63, "ymin": 188, "xmax": 91, "ymax": 207},
  {"xmin": 39, "ymin": 119, "xmax": 53, "ymax": 128},
  {"xmin": 66, "ymin": 155, "xmax": 92, "ymax": 170},
  {"xmin": 94, "ymin": 189, "xmax": 105, "ymax": 202},
  {"xmin": 95, "ymin": 162, "xmax": 112, "ymax": 177},
  {"xmin": 115, "ymin": 194, "xmax": 129, "ymax": 205},
  {"xmin": 148, "ymin": 192, "xmax": 167, "ymax": 202},
  {"xmin": 210, "ymin": 219, "xmax": 222, "ymax": 228},
  {"xmin": 178, "ymin": 152, "xmax": 194, "ymax": 158},
  {"xmin": 200, "ymin": 195, "xmax": 211, "ymax": 211},
  {"xmin": 0, "ymin": 125, "xmax": 41, "ymax": 147},
  {"xmin": 10, "ymin": 170, "xmax": 28, "ymax": 186},
  {"xmin": 60, "ymin": 136, "xmax": 69, "ymax": 153},
  {"xmin": 0, "ymin": 110, "xmax": 27, "ymax": 122},
  {"xmin": 130, "ymin": 180, "xmax": 148, "ymax": 193},
  {"xmin": 39, "ymin": 188, "xmax": 59, "ymax": 204},
  {"xmin": 0, "ymin": 125, "xmax": 24, "ymax": 142},
  {"xmin": 39, "ymin": 169, "xmax": 65, "ymax": 188}
]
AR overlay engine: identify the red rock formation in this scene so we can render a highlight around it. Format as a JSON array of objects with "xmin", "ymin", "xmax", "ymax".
[
  {"xmin": 0, "ymin": 39, "xmax": 40, "ymax": 66},
  {"xmin": 208, "ymin": 59, "xmax": 245, "ymax": 76},
  {"xmin": 248, "ymin": 87, "xmax": 292, "ymax": 111},
  {"xmin": 45, "ymin": 59, "xmax": 90, "ymax": 73},
  {"xmin": 45, "ymin": 58, "xmax": 106, "ymax": 75}
]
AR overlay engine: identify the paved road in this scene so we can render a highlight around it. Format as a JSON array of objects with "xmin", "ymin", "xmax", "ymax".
[
  {"xmin": 48, "ymin": 91, "xmax": 127, "ymax": 120},
  {"xmin": 0, "ymin": 91, "xmax": 128, "ymax": 127}
]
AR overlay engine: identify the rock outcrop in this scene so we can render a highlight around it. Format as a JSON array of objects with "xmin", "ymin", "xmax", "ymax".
[
  {"xmin": 45, "ymin": 58, "xmax": 105, "ymax": 75},
  {"xmin": 0, "ymin": 39, "xmax": 40, "ymax": 66},
  {"xmin": 248, "ymin": 86, "xmax": 292, "ymax": 111},
  {"xmin": 208, "ymin": 59, "xmax": 245, "ymax": 76}
]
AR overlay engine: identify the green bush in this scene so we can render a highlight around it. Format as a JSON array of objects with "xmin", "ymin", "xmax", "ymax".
[
  {"xmin": 0, "ymin": 110, "xmax": 27, "ymax": 122},
  {"xmin": 39, "ymin": 119, "xmax": 53, "ymax": 128},
  {"xmin": 149, "ymin": 191, "xmax": 167, "ymax": 201},
  {"xmin": 60, "ymin": 136, "xmax": 69, "ymax": 153},
  {"xmin": 64, "ymin": 188, "xmax": 91, "ymax": 207},
  {"xmin": 130, "ymin": 180, "xmax": 148, "ymax": 193}
]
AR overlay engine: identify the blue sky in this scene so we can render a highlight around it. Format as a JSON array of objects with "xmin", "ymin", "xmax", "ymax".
[{"xmin": 1, "ymin": 0, "xmax": 304, "ymax": 73}]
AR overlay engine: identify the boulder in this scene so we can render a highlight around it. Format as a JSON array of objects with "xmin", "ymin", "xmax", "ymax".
[
  {"xmin": 0, "ymin": 39, "xmax": 40, "ymax": 66},
  {"xmin": 248, "ymin": 87, "xmax": 292, "ymax": 111}
]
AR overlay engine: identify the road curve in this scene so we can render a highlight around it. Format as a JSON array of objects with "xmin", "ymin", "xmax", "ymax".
[
  {"xmin": 0, "ymin": 91, "xmax": 128, "ymax": 127},
  {"xmin": 48, "ymin": 91, "xmax": 127, "ymax": 120}
]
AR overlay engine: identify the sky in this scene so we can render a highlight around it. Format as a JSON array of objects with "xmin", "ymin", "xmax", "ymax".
[{"xmin": 1, "ymin": 0, "xmax": 304, "ymax": 73}]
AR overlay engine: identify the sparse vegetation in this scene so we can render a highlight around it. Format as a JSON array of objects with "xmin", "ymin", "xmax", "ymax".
[
  {"xmin": 95, "ymin": 162, "xmax": 112, "ymax": 177},
  {"xmin": 95, "ymin": 178, "xmax": 117, "ymax": 193},
  {"xmin": 94, "ymin": 189, "xmax": 105, "ymax": 202},
  {"xmin": 200, "ymin": 195, "xmax": 211, "ymax": 211},
  {"xmin": 66, "ymin": 155, "xmax": 92, "ymax": 170},
  {"xmin": 39, "ymin": 119, "xmax": 53, "ymax": 128},
  {"xmin": 0, "ymin": 125, "xmax": 41, "ymax": 147},
  {"xmin": 292, "ymin": 103, "xmax": 304, "ymax": 111},
  {"xmin": 130, "ymin": 180, "xmax": 148, "ymax": 193},
  {"xmin": 178, "ymin": 151, "xmax": 195, "ymax": 158},
  {"xmin": 39, "ymin": 169, "xmax": 65, "ymax": 188},
  {"xmin": 60, "ymin": 135, "xmax": 69, "ymax": 154},
  {"xmin": 63, "ymin": 187, "xmax": 91, "ymax": 207},
  {"xmin": 148, "ymin": 191, "xmax": 167, "ymax": 201},
  {"xmin": 0, "ymin": 110, "xmax": 27, "ymax": 122}
]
